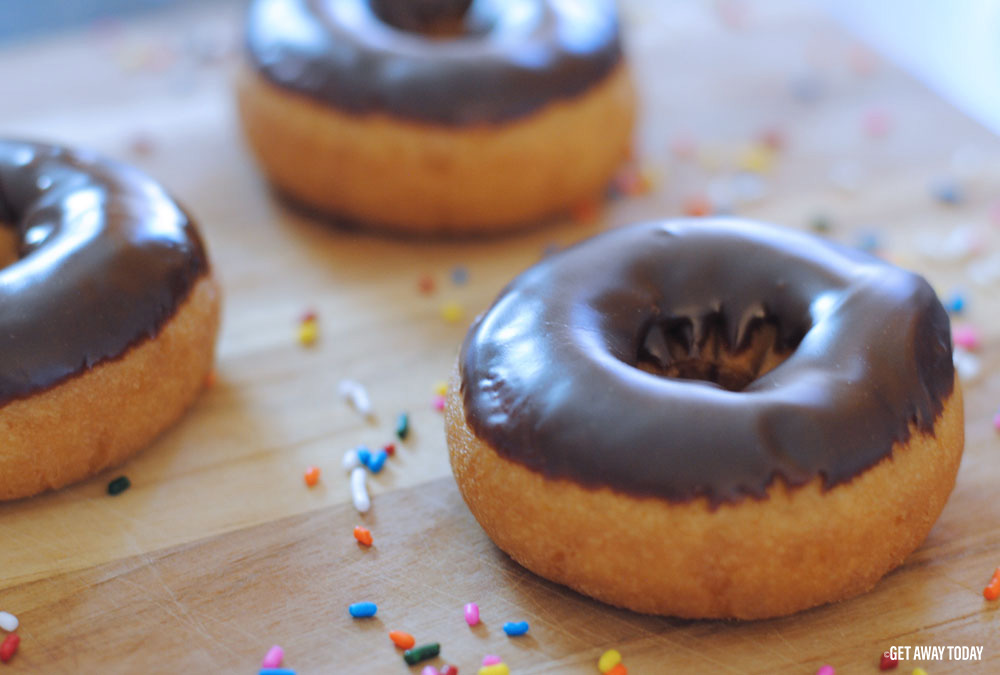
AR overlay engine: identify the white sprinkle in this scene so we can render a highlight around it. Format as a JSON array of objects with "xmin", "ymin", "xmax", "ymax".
[
  {"xmin": 953, "ymin": 347, "xmax": 982, "ymax": 382},
  {"xmin": 350, "ymin": 467, "xmax": 370, "ymax": 514},
  {"xmin": 0, "ymin": 611, "xmax": 18, "ymax": 632},
  {"xmin": 342, "ymin": 448, "xmax": 361, "ymax": 472},
  {"xmin": 338, "ymin": 379, "xmax": 372, "ymax": 418}
]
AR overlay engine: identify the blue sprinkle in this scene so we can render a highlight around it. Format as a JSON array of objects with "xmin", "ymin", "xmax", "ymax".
[
  {"xmin": 356, "ymin": 446, "xmax": 372, "ymax": 467},
  {"xmin": 930, "ymin": 178, "xmax": 962, "ymax": 205},
  {"xmin": 856, "ymin": 230, "xmax": 880, "ymax": 253},
  {"xmin": 349, "ymin": 601, "xmax": 378, "ymax": 618},
  {"xmin": 368, "ymin": 448, "xmax": 388, "ymax": 474},
  {"xmin": 503, "ymin": 620, "xmax": 530, "ymax": 637},
  {"xmin": 946, "ymin": 291, "xmax": 966, "ymax": 314},
  {"xmin": 260, "ymin": 670, "xmax": 296, "ymax": 675},
  {"xmin": 451, "ymin": 266, "xmax": 469, "ymax": 285}
]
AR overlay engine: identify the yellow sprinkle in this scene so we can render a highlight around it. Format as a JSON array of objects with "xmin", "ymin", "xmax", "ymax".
[
  {"xmin": 912, "ymin": 669, "xmax": 928, "ymax": 675},
  {"xmin": 434, "ymin": 380, "xmax": 448, "ymax": 396},
  {"xmin": 738, "ymin": 144, "xmax": 775, "ymax": 173},
  {"xmin": 298, "ymin": 318, "xmax": 318, "ymax": 346},
  {"xmin": 598, "ymin": 649, "xmax": 622, "ymax": 673},
  {"xmin": 441, "ymin": 301, "xmax": 464, "ymax": 323},
  {"xmin": 478, "ymin": 665, "xmax": 510, "ymax": 675}
]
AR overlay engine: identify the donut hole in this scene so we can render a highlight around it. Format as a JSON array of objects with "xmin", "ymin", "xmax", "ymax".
[
  {"xmin": 636, "ymin": 316, "xmax": 796, "ymax": 392},
  {"xmin": 370, "ymin": 0, "xmax": 493, "ymax": 38}
]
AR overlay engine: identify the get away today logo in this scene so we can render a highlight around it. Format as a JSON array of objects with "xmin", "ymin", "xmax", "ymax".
[{"xmin": 885, "ymin": 645, "xmax": 984, "ymax": 662}]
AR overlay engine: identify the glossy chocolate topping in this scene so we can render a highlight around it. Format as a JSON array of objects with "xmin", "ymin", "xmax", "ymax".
[
  {"xmin": 245, "ymin": 0, "xmax": 624, "ymax": 125},
  {"xmin": 0, "ymin": 140, "xmax": 210, "ymax": 405},
  {"xmin": 460, "ymin": 219, "xmax": 955, "ymax": 505}
]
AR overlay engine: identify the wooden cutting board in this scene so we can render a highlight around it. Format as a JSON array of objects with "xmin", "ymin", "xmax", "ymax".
[{"xmin": 1, "ymin": 0, "xmax": 999, "ymax": 672}]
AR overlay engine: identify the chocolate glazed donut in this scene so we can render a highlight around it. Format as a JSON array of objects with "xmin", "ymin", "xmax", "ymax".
[
  {"xmin": 0, "ymin": 140, "xmax": 221, "ymax": 500},
  {"xmin": 237, "ymin": 0, "xmax": 635, "ymax": 233},
  {"xmin": 447, "ymin": 219, "xmax": 964, "ymax": 618}
]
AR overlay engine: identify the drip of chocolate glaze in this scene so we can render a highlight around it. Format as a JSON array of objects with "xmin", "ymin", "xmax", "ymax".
[
  {"xmin": 245, "ymin": 0, "xmax": 624, "ymax": 125},
  {"xmin": 0, "ymin": 140, "xmax": 211, "ymax": 405},
  {"xmin": 459, "ymin": 219, "xmax": 955, "ymax": 505}
]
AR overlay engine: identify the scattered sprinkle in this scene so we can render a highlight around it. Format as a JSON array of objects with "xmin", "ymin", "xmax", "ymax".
[
  {"xmin": 434, "ymin": 381, "xmax": 448, "ymax": 397},
  {"xmin": 451, "ymin": 266, "xmax": 469, "ymax": 285},
  {"xmin": 464, "ymin": 602, "xmax": 480, "ymax": 626},
  {"xmin": 261, "ymin": 645, "xmax": 284, "ymax": 669},
  {"xmin": 441, "ymin": 301, "xmax": 465, "ymax": 323},
  {"xmin": 403, "ymin": 643, "xmax": 441, "ymax": 666},
  {"xmin": 570, "ymin": 198, "xmax": 601, "ymax": 224},
  {"xmin": 879, "ymin": 650, "xmax": 899, "ymax": 670},
  {"xmin": 0, "ymin": 633, "xmax": 18, "ymax": 664},
  {"xmin": 682, "ymin": 195, "xmax": 712, "ymax": 217},
  {"xmin": 862, "ymin": 107, "xmax": 892, "ymax": 138},
  {"xmin": 856, "ymin": 231, "xmax": 881, "ymax": 254},
  {"xmin": 353, "ymin": 526, "xmax": 373, "ymax": 547},
  {"xmin": 396, "ymin": 412, "xmax": 410, "ymax": 440},
  {"xmin": 107, "ymin": 475, "xmax": 131, "ymax": 496},
  {"xmin": 502, "ymin": 621, "xmax": 529, "ymax": 637},
  {"xmin": 440, "ymin": 667, "xmax": 459, "ymax": 675},
  {"xmin": 383, "ymin": 443, "xmax": 396, "ymax": 456},
  {"xmin": 482, "ymin": 655, "xmax": 502, "ymax": 666},
  {"xmin": 738, "ymin": 144, "xmax": 774, "ymax": 173},
  {"xmin": 478, "ymin": 665, "xmax": 509, "ymax": 675},
  {"xmin": 418, "ymin": 275, "xmax": 436, "ymax": 294},
  {"xmin": 350, "ymin": 467, "xmax": 371, "ymax": 514},
  {"xmin": 606, "ymin": 665, "xmax": 627, "ymax": 675},
  {"xmin": 342, "ymin": 448, "xmax": 361, "ymax": 471},
  {"xmin": 204, "ymin": 369, "xmax": 217, "ymax": 388},
  {"xmin": 422, "ymin": 666, "xmax": 440, "ymax": 675},
  {"xmin": 953, "ymin": 325, "xmax": 981, "ymax": 351},
  {"xmin": 0, "ymin": 613, "xmax": 17, "ymax": 633},
  {"xmin": 368, "ymin": 448, "xmax": 389, "ymax": 474},
  {"xmin": 815, "ymin": 666, "xmax": 835, "ymax": 675},
  {"xmin": 612, "ymin": 164, "xmax": 654, "ymax": 197},
  {"xmin": 127, "ymin": 133, "xmax": 157, "ymax": 158},
  {"xmin": 357, "ymin": 446, "xmax": 372, "ymax": 467},
  {"xmin": 339, "ymin": 379, "xmax": 373, "ymax": 418},
  {"xmin": 298, "ymin": 313, "xmax": 318, "ymax": 346},
  {"xmin": 992, "ymin": 411, "xmax": 1000, "ymax": 432},
  {"xmin": 953, "ymin": 347, "xmax": 981, "ymax": 381},
  {"xmin": 389, "ymin": 630, "xmax": 415, "ymax": 650},
  {"xmin": 912, "ymin": 669, "xmax": 928, "ymax": 675},
  {"xmin": 930, "ymin": 178, "xmax": 962, "ymax": 205},
  {"xmin": 432, "ymin": 394, "xmax": 447, "ymax": 412},
  {"xmin": 789, "ymin": 72, "xmax": 824, "ymax": 103},
  {"xmin": 259, "ymin": 669, "xmax": 296, "ymax": 675},
  {"xmin": 809, "ymin": 214, "xmax": 832, "ymax": 233},
  {"xmin": 945, "ymin": 291, "xmax": 965, "ymax": 314},
  {"xmin": 348, "ymin": 601, "xmax": 378, "ymax": 618},
  {"xmin": 983, "ymin": 567, "xmax": 1000, "ymax": 600},
  {"xmin": 303, "ymin": 466, "xmax": 320, "ymax": 487},
  {"xmin": 758, "ymin": 127, "xmax": 785, "ymax": 152},
  {"xmin": 599, "ymin": 649, "xmax": 623, "ymax": 673}
]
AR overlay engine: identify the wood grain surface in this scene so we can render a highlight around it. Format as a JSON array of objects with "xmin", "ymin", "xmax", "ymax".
[{"xmin": 1, "ymin": 0, "xmax": 1000, "ymax": 672}]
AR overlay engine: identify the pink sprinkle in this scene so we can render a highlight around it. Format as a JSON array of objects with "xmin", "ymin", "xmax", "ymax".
[
  {"xmin": 816, "ymin": 666, "xmax": 835, "ymax": 675},
  {"xmin": 482, "ymin": 655, "xmax": 502, "ymax": 666},
  {"xmin": 953, "ymin": 325, "xmax": 981, "ymax": 351},
  {"xmin": 432, "ymin": 394, "xmax": 446, "ymax": 411},
  {"xmin": 422, "ymin": 666, "xmax": 440, "ymax": 675},
  {"xmin": 863, "ymin": 108, "xmax": 892, "ymax": 138},
  {"xmin": 464, "ymin": 602, "xmax": 480, "ymax": 626},
  {"xmin": 992, "ymin": 412, "xmax": 1000, "ymax": 432},
  {"xmin": 261, "ymin": 645, "xmax": 284, "ymax": 668}
]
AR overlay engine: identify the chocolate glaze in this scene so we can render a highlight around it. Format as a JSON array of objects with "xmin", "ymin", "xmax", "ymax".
[
  {"xmin": 245, "ymin": 0, "xmax": 624, "ymax": 125},
  {"xmin": 0, "ymin": 140, "xmax": 210, "ymax": 405},
  {"xmin": 460, "ymin": 219, "xmax": 955, "ymax": 505}
]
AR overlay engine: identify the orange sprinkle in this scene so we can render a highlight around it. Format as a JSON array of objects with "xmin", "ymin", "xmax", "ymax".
[
  {"xmin": 571, "ymin": 198, "xmax": 601, "ymax": 224},
  {"xmin": 389, "ymin": 630, "xmax": 415, "ymax": 650},
  {"xmin": 606, "ymin": 664, "xmax": 628, "ymax": 675},
  {"xmin": 983, "ymin": 567, "xmax": 1000, "ymax": 600},
  {"xmin": 204, "ymin": 369, "xmax": 217, "ymax": 389},
  {"xmin": 683, "ymin": 195, "xmax": 712, "ymax": 217},
  {"xmin": 418, "ymin": 275, "xmax": 435, "ymax": 294},
  {"xmin": 354, "ymin": 525, "xmax": 373, "ymax": 547},
  {"xmin": 303, "ymin": 466, "xmax": 320, "ymax": 487}
]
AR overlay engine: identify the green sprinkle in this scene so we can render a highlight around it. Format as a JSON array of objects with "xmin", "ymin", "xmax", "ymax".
[
  {"xmin": 403, "ymin": 643, "xmax": 440, "ymax": 665},
  {"xmin": 395, "ymin": 412, "xmax": 410, "ymax": 440},
  {"xmin": 107, "ymin": 475, "xmax": 131, "ymax": 496}
]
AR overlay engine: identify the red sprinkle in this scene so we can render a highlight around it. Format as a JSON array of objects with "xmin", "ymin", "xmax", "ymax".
[
  {"xmin": 683, "ymin": 195, "xmax": 712, "ymax": 217},
  {"xmin": 300, "ymin": 309, "xmax": 318, "ymax": 323},
  {"xmin": 983, "ymin": 567, "xmax": 1000, "ymax": 600},
  {"xmin": 383, "ymin": 443, "xmax": 396, "ymax": 456},
  {"xmin": 0, "ymin": 633, "xmax": 19, "ymax": 663},
  {"xmin": 439, "ymin": 666, "xmax": 459, "ymax": 675},
  {"xmin": 879, "ymin": 651, "xmax": 899, "ymax": 670},
  {"xmin": 354, "ymin": 526, "xmax": 373, "ymax": 547}
]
